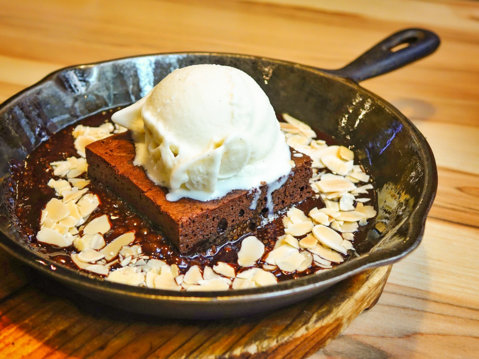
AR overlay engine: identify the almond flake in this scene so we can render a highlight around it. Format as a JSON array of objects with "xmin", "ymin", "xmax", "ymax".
[
  {"xmin": 37, "ymin": 227, "xmax": 75, "ymax": 248},
  {"xmin": 338, "ymin": 146, "xmax": 354, "ymax": 161},
  {"xmin": 43, "ymin": 198, "xmax": 69, "ymax": 222},
  {"xmin": 146, "ymin": 269, "xmax": 180, "ymax": 291},
  {"xmin": 83, "ymin": 215, "xmax": 111, "ymax": 235},
  {"xmin": 333, "ymin": 211, "xmax": 365, "ymax": 222},
  {"xmin": 236, "ymin": 268, "xmax": 277, "ymax": 287},
  {"xmin": 144, "ymin": 259, "xmax": 168, "ymax": 274},
  {"xmin": 321, "ymin": 155, "xmax": 354, "ymax": 176},
  {"xmin": 187, "ymin": 278, "xmax": 230, "ymax": 291},
  {"xmin": 282, "ymin": 113, "xmax": 316, "ymax": 139},
  {"xmin": 237, "ymin": 236, "xmax": 264, "ymax": 267},
  {"xmin": 352, "ymin": 184, "xmax": 374, "ymax": 195},
  {"xmin": 62, "ymin": 188, "xmax": 89, "ymax": 203},
  {"xmin": 107, "ymin": 267, "xmax": 145, "ymax": 286},
  {"xmin": 232, "ymin": 278, "xmax": 256, "ymax": 290},
  {"xmin": 355, "ymin": 203, "xmax": 377, "ymax": 218},
  {"xmin": 297, "ymin": 251, "xmax": 313, "ymax": 272},
  {"xmin": 309, "ymin": 244, "xmax": 344, "ymax": 263},
  {"xmin": 286, "ymin": 134, "xmax": 310, "ymax": 148},
  {"xmin": 74, "ymin": 233, "xmax": 105, "ymax": 251},
  {"xmin": 312, "ymin": 254, "xmax": 333, "ymax": 268},
  {"xmin": 203, "ymin": 266, "xmax": 224, "ymax": 281},
  {"xmin": 309, "ymin": 207, "xmax": 330, "ymax": 225},
  {"xmin": 342, "ymin": 240, "xmax": 354, "ymax": 251},
  {"xmin": 299, "ymin": 234, "xmax": 317, "ymax": 249},
  {"xmin": 100, "ymin": 232, "xmax": 135, "ymax": 261},
  {"xmin": 119, "ymin": 244, "xmax": 142, "ymax": 259},
  {"xmin": 183, "ymin": 265, "xmax": 203, "ymax": 285},
  {"xmin": 213, "ymin": 262, "xmax": 236, "ymax": 278},
  {"xmin": 274, "ymin": 234, "xmax": 299, "ymax": 249},
  {"xmin": 262, "ymin": 263, "xmax": 276, "ymax": 271},
  {"xmin": 68, "ymin": 178, "xmax": 90, "ymax": 189},
  {"xmin": 77, "ymin": 193, "xmax": 100, "ymax": 218},
  {"xmin": 286, "ymin": 207, "xmax": 309, "ymax": 224},
  {"xmin": 47, "ymin": 179, "xmax": 72, "ymax": 197},
  {"xmin": 335, "ymin": 221, "xmax": 358, "ymax": 233},
  {"xmin": 312, "ymin": 225, "xmax": 347, "ymax": 255},
  {"xmin": 339, "ymin": 193, "xmax": 355, "ymax": 211},
  {"xmin": 266, "ymin": 245, "xmax": 304, "ymax": 272},
  {"xmin": 342, "ymin": 232, "xmax": 355, "ymax": 241},
  {"xmin": 85, "ymin": 264, "xmax": 109, "ymax": 276},
  {"xmin": 284, "ymin": 221, "xmax": 313, "ymax": 237},
  {"xmin": 78, "ymin": 248, "xmax": 105, "ymax": 263},
  {"xmin": 315, "ymin": 174, "xmax": 356, "ymax": 193}
]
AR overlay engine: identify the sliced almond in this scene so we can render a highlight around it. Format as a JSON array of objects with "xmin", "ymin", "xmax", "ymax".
[
  {"xmin": 83, "ymin": 215, "xmax": 111, "ymax": 235},
  {"xmin": 213, "ymin": 262, "xmax": 236, "ymax": 278},
  {"xmin": 321, "ymin": 155, "xmax": 354, "ymax": 176},
  {"xmin": 68, "ymin": 178, "xmax": 90, "ymax": 189},
  {"xmin": 37, "ymin": 227, "xmax": 75, "ymax": 248},
  {"xmin": 274, "ymin": 234, "xmax": 299, "ymax": 249},
  {"xmin": 284, "ymin": 221, "xmax": 313, "ymax": 237},
  {"xmin": 77, "ymin": 193, "xmax": 100, "ymax": 218},
  {"xmin": 309, "ymin": 244, "xmax": 344, "ymax": 263},
  {"xmin": 309, "ymin": 207, "xmax": 330, "ymax": 226},
  {"xmin": 296, "ymin": 251, "xmax": 313, "ymax": 272},
  {"xmin": 315, "ymin": 174, "xmax": 356, "ymax": 193},
  {"xmin": 78, "ymin": 248, "xmax": 105, "ymax": 263},
  {"xmin": 85, "ymin": 264, "xmax": 109, "ymax": 276},
  {"xmin": 286, "ymin": 207, "xmax": 309, "ymax": 224},
  {"xmin": 342, "ymin": 232, "xmax": 355, "ymax": 241},
  {"xmin": 342, "ymin": 240, "xmax": 354, "ymax": 251},
  {"xmin": 282, "ymin": 113, "xmax": 316, "ymax": 139},
  {"xmin": 352, "ymin": 184, "xmax": 374, "ymax": 195},
  {"xmin": 146, "ymin": 270, "xmax": 180, "ymax": 291},
  {"xmin": 47, "ymin": 179, "xmax": 71, "ymax": 197},
  {"xmin": 299, "ymin": 234, "xmax": 317, "ymax": 249},
  {"xmin": 338, "ymin": 146, "xmax": 354, "ymax": 161},
  {"xmin": 107, "ymin": 267, "xmax": 145, "ymax": 286},
  {"xmin": 356, "ymin": 203, "xmax": 377, "ymax": 218},
  {"xmin": 232, "ymin": 277, "xmax": 256, "ymax": 290},
  {"xmin": 183, "ymin": 265, "xmax": 203, "ymax": 285},
  {"xmin": 312, "ymin": 254, "xmax": 333, "ymax": 268},
  {"xmin": 144, "ymin": 259, "xmax": 168, "ymax": 274},
  {"xmin": 74, "ymin": 233, "xmax": 105, "ymax": 251},
  {"xmin": 339, "ymin": 193, "xmax": 355, "ymax": 211},
  {"xmin": 100, "ymin": 232, "xmax": 135, "ymax": 261},
  {"xmin": 237, "ymin": 236, "xmax": 264, "ymax": 267},
  {"xmin": 62, "ymin": 188, "xmax": 88, "ymax": 203},
  {"xmin": 188, "ymin": 278, "xmax": 231, "ymax": 291},
  {"xmin": 312, "ymin": 225, "xmax": 347, "ymax": 255},
  {"xmin": 119, "ymin": 244, "xmax": 141, "ymax": 259},
  {"xmin": 43, "ymin": 198, "xmax": 69, "ymax": 222}
]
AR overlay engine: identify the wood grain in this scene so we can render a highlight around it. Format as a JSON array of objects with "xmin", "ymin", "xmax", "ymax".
[
  {"xmin": 0, "ymin": 252, "xmax": 390, "ymax": 358},
  {"xmin": 0, "ymin": 0, "xmax": 478, "ymax": 358}
]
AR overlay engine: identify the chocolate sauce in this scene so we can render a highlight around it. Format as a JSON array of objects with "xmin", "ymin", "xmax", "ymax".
[{"xmin": 9, "ymin": 108, "xmax": 375, "ymax": 280}]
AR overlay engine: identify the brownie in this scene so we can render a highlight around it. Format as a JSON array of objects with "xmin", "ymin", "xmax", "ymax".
[{"xmin": 86, "ymin": 132, "xmax": 313, "ymax": 253}]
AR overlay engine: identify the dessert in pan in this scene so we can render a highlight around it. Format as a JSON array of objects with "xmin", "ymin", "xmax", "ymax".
[{"xmin": 11, "ymin": 64, "xmax": 377, "ymax": 291}]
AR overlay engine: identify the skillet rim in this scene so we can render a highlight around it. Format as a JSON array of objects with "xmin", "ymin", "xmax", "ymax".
[{"xmin": 0, "ymin": 51, "xmax": 438, "ymax": 303}]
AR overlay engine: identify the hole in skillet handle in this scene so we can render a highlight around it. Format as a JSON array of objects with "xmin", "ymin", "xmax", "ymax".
[{"xmin": 323, "ymin": 28, "xmax": 440, "ymax": 82}]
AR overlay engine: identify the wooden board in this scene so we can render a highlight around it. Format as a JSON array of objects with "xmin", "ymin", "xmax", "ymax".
[{"xmin": 0, "ymin": 249, "xmax": 390, "ymax": 358}]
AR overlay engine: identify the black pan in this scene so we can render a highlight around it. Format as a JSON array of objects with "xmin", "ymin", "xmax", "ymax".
[{"xmin": 0, "ymin": 28, "xmax": 439, "ymax": 319}]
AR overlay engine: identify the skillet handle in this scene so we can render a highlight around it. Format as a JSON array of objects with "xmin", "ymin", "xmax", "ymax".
[{"xmin": 326, "ymin": 28, "xmax": 440, "ymax": 82}]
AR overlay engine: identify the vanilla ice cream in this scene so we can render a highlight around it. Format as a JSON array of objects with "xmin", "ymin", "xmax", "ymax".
[{"xmin": 112, "ymin": 64, "xmax": 291, "ymax": 201}]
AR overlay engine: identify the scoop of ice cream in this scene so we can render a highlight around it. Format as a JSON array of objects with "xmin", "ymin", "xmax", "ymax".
[{"xmin": 112, "ymin": 64, "xmax": 291, "ymax": 201}]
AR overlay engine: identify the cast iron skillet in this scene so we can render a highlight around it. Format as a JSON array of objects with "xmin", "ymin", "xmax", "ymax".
[{"xmin": 0, "ymin": 28, "xmax": 439, "ymax": 319}]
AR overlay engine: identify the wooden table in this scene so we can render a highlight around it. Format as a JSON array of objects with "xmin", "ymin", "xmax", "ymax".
[{"xmin": 1, "ymin": 0, "xmax": 478, "ymax": 357}]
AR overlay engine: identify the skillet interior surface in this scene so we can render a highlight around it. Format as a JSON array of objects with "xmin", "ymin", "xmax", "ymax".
[{"xmin": 0, "ymin": 53, "xmax": 437, "ymax": 318}]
